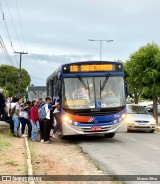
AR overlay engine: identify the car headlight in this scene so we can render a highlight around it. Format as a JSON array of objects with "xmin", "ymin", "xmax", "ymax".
[{"xmin": 150, "ymin": 118, "xmax": 156, "ymax": 124}]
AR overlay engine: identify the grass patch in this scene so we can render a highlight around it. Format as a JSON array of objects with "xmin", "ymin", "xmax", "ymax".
[
  {"xmin": 156, "ymin": 127, "xmax": 160, "ymax": 132},
  {"xmin": 0, "ymin": 133, "xmax": 12, "ymax": 153},
  {"xmin": 5, "ymin": 160, "xmax": 19, "ymax": 166}
]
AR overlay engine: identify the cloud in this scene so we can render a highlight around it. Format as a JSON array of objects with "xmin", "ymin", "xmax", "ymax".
[
  {"xmin": 22, "ymin": 53, "xmax": 95, "ymax": 85},
  {"xmin": 1, "ymin": 0, "xmax": 160, "ymax": 86}
]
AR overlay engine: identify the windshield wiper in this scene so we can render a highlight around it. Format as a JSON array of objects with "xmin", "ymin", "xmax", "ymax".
[
  {"xmin": 77, "ymin": 75, "xmax": 91, "ymax": 99},
  {"xmin": 100, "ymin": 75, "xmax": 110, "ymax": 99},
  {"xmin": 100, "ymin": 75, "xmax": 110, "ymax": 91},
  {"xmin": 77, "ymin": 74, "xmax": 88, "ymax": 90}
]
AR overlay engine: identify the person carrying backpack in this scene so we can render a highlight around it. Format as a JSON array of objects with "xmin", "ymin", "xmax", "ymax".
[{"xmin": 38, "ymin": 99, "xmax": 45, "ymax": 142}]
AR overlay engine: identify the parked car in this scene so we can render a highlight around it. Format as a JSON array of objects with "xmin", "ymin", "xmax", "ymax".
[
  {"xmin": 146, "ymin": 104, "xmax": 160, "ymax": 116},
  {"xmin": 125, "ymin": 104, "xmax": 156, "ymax": 133}
]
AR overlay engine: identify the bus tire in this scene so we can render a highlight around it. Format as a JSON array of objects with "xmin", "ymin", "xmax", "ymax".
[
  {"xmin": 60, "ymin": 135, "xmax": 70, "ymax": 140},
  {"xmin": 104, "ymin": 133, "xmax": 115, "ymax": 138}
]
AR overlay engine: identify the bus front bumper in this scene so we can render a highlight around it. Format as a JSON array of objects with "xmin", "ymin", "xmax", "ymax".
[{"xmin": 61, "ymin": 122, "xmax": 123, "ymax": 136}]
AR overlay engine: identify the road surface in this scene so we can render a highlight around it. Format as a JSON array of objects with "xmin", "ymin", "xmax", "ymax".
[{"xmin": 69, "ymin": 123, "xmax": 160, "ymax": 183}]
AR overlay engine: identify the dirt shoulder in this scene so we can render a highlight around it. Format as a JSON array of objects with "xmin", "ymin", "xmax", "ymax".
[
  {"xmin": 0, "ymin": 132, "xmax": 27, "ymax": 184},
  {"xmin": 30, "ymin": 137, "xmax": 113, "ymax": 184},
  {"xmin": 0, "ymin": 130, "xmax": 115, "ymax": 184}
]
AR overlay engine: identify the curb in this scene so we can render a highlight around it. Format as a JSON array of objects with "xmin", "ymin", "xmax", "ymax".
[{"xmin": 24, "ymin": 137, "xmax": 35, "ymax": 184}]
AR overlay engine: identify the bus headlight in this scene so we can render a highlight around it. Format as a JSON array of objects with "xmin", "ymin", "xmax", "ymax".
[
  {"xmin": 63, "ymin": 116, "xmax": 70, "ymax": 123},
  {"xmin": 121, "ymin": 113, "xmax": 126, "ymax": 119}
]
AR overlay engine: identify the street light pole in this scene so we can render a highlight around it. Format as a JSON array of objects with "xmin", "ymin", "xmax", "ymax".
[{"xmin": 88, "ymin": 39, "xmax": 113, "ymax": 61}]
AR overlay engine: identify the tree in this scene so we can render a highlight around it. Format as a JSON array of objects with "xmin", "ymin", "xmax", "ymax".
[
  {"xmin": 124, "ymin": 61, "xmax": 143, "ymax": 104},
  {"xmin": 125, "ymin": 43, "xmax": 160, "ymax": 123},
  {"xmin": 0, "ymin": 65, "xmax": 31, "ymax": 97}
]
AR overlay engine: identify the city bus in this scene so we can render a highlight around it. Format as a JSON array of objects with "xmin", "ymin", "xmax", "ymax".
[
  {"xmin": 26, "ymin": 86, "xmax": 46, "ymax": 101},
  {"xmin": 47, "ymin": 61, "xmax": 129, "ymax": 139}
]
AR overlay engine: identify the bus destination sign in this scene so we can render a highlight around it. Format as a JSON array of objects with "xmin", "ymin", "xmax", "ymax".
[{"xmin": 63, "ymin": 64, "xmax": 118, "ymax": 73}]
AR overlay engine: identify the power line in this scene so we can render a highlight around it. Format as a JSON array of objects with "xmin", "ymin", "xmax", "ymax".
[
  {"xmin": 0, "ymin": 40, "xmax": 10, "ymax": 65},
  {"xmin": 16, "ymin": 0, "xmax": 27, "ymax": 52},
  {"xmin": 0, "ymin": 2, "xmax": 13, "ymax": 48},
  {"xmin": 0, "ymin": 1, "xmax": 19, "ymax": 66},
  {"xmin": 5, "ymin": 0, "xmax": 23, "ymax": 52},
  {"xmin": 0, "ymin": 35, "xmax": 15, "ymax": 66}
]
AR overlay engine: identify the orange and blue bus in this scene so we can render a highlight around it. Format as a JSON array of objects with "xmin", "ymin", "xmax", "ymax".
[{"xmin": 47, "ymin": 61, "xmax": 129, "ymax": 139}]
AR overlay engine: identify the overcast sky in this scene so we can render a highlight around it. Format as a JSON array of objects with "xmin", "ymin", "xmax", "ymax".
[{"xmin": 0, "ymin": 0, "xmax": 160, "ymax": 85}]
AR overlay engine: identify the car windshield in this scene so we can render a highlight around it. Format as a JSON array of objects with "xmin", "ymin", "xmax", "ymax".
[
  {"xmin": 62, "ymin": 76, "xmax": 125, "ymax": 110},
  {"xmin": 127, "ymin": 105, "xmax": 149, "ymax": 114}
]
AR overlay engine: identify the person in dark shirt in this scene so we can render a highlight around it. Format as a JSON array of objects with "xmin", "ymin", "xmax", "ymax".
[{"xmin": 0, "ymin": 89, "xmax": 6, "ymax": 120}]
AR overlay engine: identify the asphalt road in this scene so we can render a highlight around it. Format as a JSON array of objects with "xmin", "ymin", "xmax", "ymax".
[{"xmin": 70, "ymin": 123, "xmax": 160, "ymax": 183}]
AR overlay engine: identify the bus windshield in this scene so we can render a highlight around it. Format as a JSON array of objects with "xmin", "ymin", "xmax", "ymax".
[{"xmin": 62, "ymin": 76, "xmax": 125, "ymax": 110}]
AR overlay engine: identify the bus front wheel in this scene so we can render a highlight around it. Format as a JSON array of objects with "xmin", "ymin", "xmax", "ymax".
[
  {"xmin": 59, "ymin": 134, "xmax": 70, "ymax": 140},
  {"xmin": 104, "ymin": 133, "xmax": 115, "ymax": 138}
]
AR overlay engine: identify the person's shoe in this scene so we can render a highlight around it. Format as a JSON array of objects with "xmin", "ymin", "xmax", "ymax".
[
  {"xmin": 17, "ymin": 134, "xmax": 22, "ymax": 138},
  {"xmin": 22, "ymin": 134, "xmax": 27, "ymax": 138},
  {"xmin": 51, "ymin": 133, "xmax": 57, "ymax": 138},
  {"xmin": 44, "ymin": 140, "xmax": 51, "ymax": 144},
  {"xmin": 40, "ymin": 139, "xmax": 44, "ymax": 143},
  {"xmin": 58, "ymin": 132, "xmax": 62, "ymax": 136},
  {"xmin": 13, "ymin": 132, "xmax": 17, "ymax": 137}
]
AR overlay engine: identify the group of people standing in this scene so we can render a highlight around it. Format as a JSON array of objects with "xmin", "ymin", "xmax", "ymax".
[{"xmin": 0, "ymin": 89, "xmax": 61, "ymax": 144}]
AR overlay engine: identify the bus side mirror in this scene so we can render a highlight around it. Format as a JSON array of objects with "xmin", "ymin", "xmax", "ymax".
[{"xmin": 124, "ymin": 81, "xmax": 130, "ymax": 98}]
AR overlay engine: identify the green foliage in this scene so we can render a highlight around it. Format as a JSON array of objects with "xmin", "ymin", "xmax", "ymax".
[
  {"xmin": 0, "ymin": 65, "xmax": 31, "ymax": 97},
  {"xmin": 125, "ymin": 43, "xmax": 160, "ymax": 99}
]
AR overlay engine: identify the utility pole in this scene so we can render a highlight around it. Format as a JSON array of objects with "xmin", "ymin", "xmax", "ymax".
[{"xmin": 14, "ymin": 51, "xmax": 28, "ymax": 97}]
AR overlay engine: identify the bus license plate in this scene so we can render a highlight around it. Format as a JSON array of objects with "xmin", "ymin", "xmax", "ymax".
[{"xmin": 91, "ymin": 127, "xmax": 102, "ymax": 131}]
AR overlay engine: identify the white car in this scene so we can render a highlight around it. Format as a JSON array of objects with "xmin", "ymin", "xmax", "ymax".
[{"xmin": 126, "ymin": 104, "xmax": 156, "ymax": 133}]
